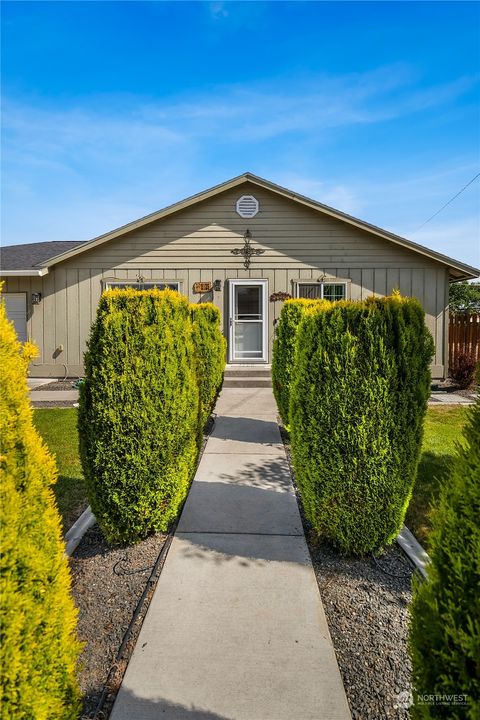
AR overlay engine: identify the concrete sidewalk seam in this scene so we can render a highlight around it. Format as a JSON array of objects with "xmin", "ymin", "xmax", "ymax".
[{"xmin": 178, "ymin": 530, "xmax": 304, "ymax": 537}]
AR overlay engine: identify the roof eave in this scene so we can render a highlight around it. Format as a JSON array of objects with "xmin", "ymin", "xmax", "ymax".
[
  {"xmin": 449, "ymin": 268, "xmax": 480, "ymax": 282},
  {"xmin": 0, "ymin": 268, "xmax": 49, "ymax": 277}
]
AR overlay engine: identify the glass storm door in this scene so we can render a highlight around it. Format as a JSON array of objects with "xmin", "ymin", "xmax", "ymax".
[{"xmin": 229, "ymin": 280, "xmax": 268, "ymax": 362}]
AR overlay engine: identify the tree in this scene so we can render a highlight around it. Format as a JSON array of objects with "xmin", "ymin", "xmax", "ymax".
[
  {"xmin": 409, "ymin": 383, "xmax": 480, "ymax": 718},
  {"xmin": 449, "ymin": 281, "xmax": 480, "ymax": 314},
  {"xmin": 0, "ymin": 297, "xmax": 81, "ymax": 718},
  {"xmin": 289, "ymin": 295, "xmax": 434, "ymax": 554},
  {"xmin": 79, "ymin": 289, "xmax": 199, "ymax": 543}
]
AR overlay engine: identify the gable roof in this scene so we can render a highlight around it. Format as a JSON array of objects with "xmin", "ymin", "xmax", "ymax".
[
  {"xmin": 0, "ymin": 241, "xmax": 85, "ymax": 276},
  {"xmin": 3, "ymin": 174, "xmax": 479, "ymax": 280}
]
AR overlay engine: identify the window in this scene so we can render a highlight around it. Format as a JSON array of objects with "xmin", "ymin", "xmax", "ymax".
[
  {"xmin": 322, "ymin": 283, "xmax": 347, "ymax": 301},
  {"xmin": 295, "ymin": 282, "xmax": 347, "ymax": 301},
  {"xmin": 104, "ymin": 280, "xmax": 180, "ymax": 291}
]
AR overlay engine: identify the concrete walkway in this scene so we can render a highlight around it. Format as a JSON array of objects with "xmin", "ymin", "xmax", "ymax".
[
  {"xmin": 111, "ymin": 387, "xmax": 351, "ymax": 720},
  {"xmin": 27, "ymin": 378, "xmax": 54, "ymax": 389},
  {"xmin": 429, "ymin": 391, "xmax": 475, "ymax": 405},
  {"xmin": 29, "ymin": 390, "xmax": 79, "ymax": 402}
]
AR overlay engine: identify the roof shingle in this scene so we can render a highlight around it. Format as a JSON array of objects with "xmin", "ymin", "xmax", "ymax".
[{"xmin": 0, "ymin": 241, "xmax": 85, "ymax": 271}]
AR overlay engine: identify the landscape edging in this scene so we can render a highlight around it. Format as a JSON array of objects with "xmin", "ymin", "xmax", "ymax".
[
  {"xmin": 396, "ymin": 525, "xmax": 430, "ymax": 579},
  {"xmin": 65, "ymin": 506, "xmax": 96, "ymax": 556}
]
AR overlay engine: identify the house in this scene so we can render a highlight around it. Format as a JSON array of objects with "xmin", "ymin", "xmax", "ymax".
[{"xmin": 1, "ymin": 173, "xmax": 478, "ymax": 378}]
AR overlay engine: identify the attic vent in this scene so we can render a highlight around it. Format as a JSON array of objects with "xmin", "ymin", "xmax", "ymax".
[{"xmin": 236, "ymin": 195, "xmax": 259, "ymax": 218}]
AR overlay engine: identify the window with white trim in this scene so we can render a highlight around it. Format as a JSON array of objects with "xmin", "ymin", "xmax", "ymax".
[
  {"xmin": 104, "ymin": 280, "xmax": 180, "ymax": 291},
  {"xmin": 295, "ymin": 282, "xmax": 347, "ymax": 301}
]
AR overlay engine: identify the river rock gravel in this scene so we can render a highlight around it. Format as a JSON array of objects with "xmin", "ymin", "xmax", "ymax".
[
  {"xmin": 31, "ymin": 379, "xmax": 80, "ymax": 391},
  {"xmin": 310, "ymin": 540, "xmax": 414, "ymax": 719},
  {"xmin": 70, "ymin": 524, "xmax": 167, "ymax": 718}
]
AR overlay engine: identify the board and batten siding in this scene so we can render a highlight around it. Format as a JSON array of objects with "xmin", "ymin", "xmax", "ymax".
[{"xmin": 4, "ymin": 183, "xmax": 449, "ymax": 376}]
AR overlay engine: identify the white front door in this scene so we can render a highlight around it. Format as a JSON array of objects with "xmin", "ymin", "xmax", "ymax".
[{"xmin": 228, "ymin": 280, "xmax": 268, "ymax": 362}]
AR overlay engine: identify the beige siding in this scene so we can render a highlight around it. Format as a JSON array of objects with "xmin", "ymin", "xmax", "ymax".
[
  {"xmin": 4, "ymin": 182, "xmax": 449, "ymax": 377},
  {"xmin": 59, "ymin": 184, "xmax": 443, "ymax": 271}
]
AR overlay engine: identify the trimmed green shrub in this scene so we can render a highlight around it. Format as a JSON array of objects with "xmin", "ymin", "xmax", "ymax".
[
  {"xmin": 450, "ymin": 352, "xmax": 478, "ymax": 389},
  {"xmin": 409, "ymin": 390, "xmax": 480, "ymax": 719},
  {"xmin": 290, "ymin": 295, "xmax": 434, "ymax": 554},
  {"xmin": 78, "ymin": 288, "xmax": 200, "ymax": 544},
  {"xmin": 272, "ymin": 299, "xmax": 322, "ymax": 424},
  {"xmin": 191, "ymin": 302, "xmax": 226, "ymax": 431},
  {"xmin": 0, "ymin": 297, "xmax": 81, "ymax": 718}
]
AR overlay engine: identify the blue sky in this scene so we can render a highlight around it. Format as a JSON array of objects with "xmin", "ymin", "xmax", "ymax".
[{"xmin": 2, "ymin": 1, "xmax": 479, "ymax": 268}]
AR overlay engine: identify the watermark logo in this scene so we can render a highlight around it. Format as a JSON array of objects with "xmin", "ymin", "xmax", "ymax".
[
  {"xmin": 394, "ymin": 690, "xmax": 413, "ymax": 710},
  {"xmin": 416, "ymin": 693, "xmax": 468, "ymax": 707}
]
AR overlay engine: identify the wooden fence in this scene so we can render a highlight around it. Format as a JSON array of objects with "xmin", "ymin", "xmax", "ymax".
[{"xmin": 449, "ymin": 313, "xmax": 480, "ymax": 371}]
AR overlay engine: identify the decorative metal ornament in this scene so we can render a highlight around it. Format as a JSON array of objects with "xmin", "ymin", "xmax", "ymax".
[{"xmin": 231, "ymin": 229, "xmax": 265, "ymax": 270}]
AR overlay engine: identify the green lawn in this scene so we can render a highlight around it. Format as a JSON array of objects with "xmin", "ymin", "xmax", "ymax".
[
  {"xmin": 406, "ymin": 405, "xmax": 470, "ymax": 549},
  {"xmin": 32, "ymin": 403, "xmax": 469, "ymax": 544},
  {"xmin": 33, "ymin": 408, "xmax": 87, "ymax": 532}
]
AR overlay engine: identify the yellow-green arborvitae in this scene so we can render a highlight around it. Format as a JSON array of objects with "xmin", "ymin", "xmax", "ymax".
[
  {"xmin": 272, "ymin": 299, "xmax": 327, "ymax": 426},
  {"xmin": 79, "ymin": 289, "xmax": 201, "ymax": 544},
  {"xmin": 0, "ymin": 298, "xmax": 82, "ymax": 719},
  {"xmin": 409, "ymin": 382, "xmax": 480, "ymax": 719},
  {"xmin": 290, "ymin": 295, "xmax": 434, "ymax": 554},
  {"xmin": 191, "ymin": 302, "xmax": 226, "ymax": 432}
]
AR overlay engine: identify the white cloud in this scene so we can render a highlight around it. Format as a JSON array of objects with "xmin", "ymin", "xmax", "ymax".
[
  {"xmin": 5, "ymin": 63, "xmax": 474, "ymax": 158},
  {"xmin": 2, "ymin": 65, "xmax": 478, "ymax": 252},
  {"xmin": 408, "ymin": 217, "xmax": 480, "ymax": 269},
  {"xmin": 274, "ymin": 173, "xmax": 364, "ymax": 216},
  {"xmin": 269, "ymin": 165, "xmax": 480, "ymax": 269},
  {"xmin": 209, "ymin": 2, "xmax": 228, "ymax": 20}
]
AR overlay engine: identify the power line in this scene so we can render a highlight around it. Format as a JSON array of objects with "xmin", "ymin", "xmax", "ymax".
[{"xmin": 411, "ymin": 171, "xmax": 480, "ymax": 234}]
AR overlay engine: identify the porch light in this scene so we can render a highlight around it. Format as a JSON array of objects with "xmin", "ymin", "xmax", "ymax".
[{"xmin": 213, "ymin": 279, "xmax": 222, "ymax": 292}]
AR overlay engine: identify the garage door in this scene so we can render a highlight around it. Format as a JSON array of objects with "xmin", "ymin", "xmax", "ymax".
[{"xmin": 4, "ymin": 293, "xmax": 27, "ymax": 342}]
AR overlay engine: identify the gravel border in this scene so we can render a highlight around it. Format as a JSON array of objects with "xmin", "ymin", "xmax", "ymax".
[
  {"xmin": 71, "ymin": 525, "xmax": 168, "ymax": 718},
  {"xmin": 31, "ymin": 379, "xmax": 81, "ymax": 391},
  {"xmin": 432, "ymin": 378, "xmax": 477, "ymax": 399},
  {"xmin": 279, "ymin": 424, "xmax": 414, "ymax": 719},
  {"xmin": 311, "ymin": 542, "xmax": 413, "ymax": 719}
]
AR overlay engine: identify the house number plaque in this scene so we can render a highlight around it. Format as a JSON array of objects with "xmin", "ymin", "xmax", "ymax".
[{"xmin": 193, "ymin": 282, "xmax": 213, "ymax": 293}]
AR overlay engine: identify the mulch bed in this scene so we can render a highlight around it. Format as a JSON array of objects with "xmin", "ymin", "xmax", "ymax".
[
  {"xmin": 280, "ymin": 424, "xmax": 416, "ymax": 720},
  {"xmin": 71, "ymin": 525, "xmax": 168, "ymax": 719}
]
